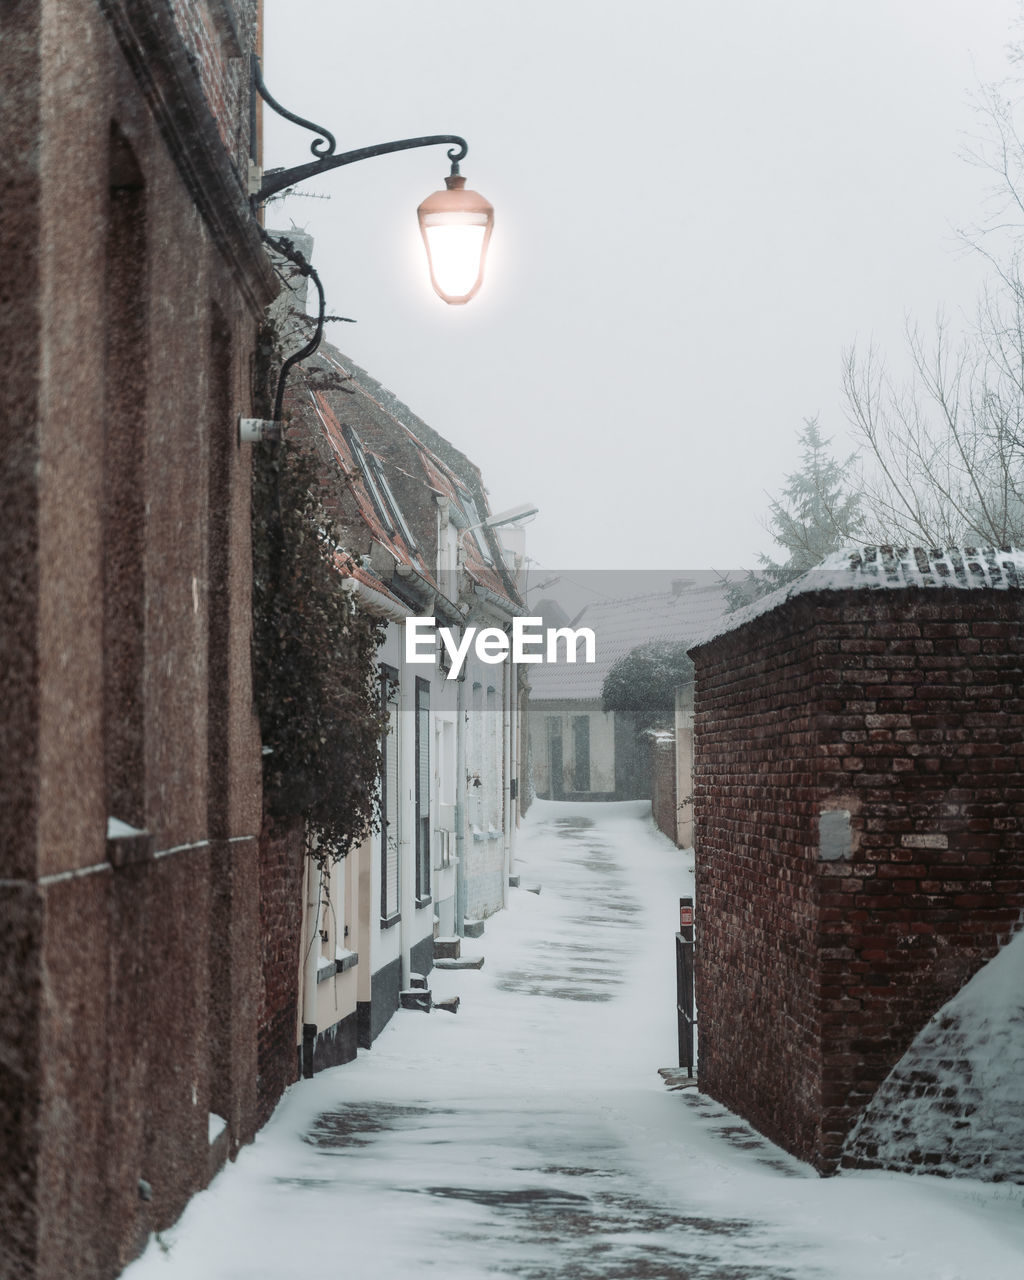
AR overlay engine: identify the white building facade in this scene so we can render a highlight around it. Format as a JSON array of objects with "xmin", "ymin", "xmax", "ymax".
[{"xmin": 288, "ymin": 343, "xmax": 527, "ymax": 1058}]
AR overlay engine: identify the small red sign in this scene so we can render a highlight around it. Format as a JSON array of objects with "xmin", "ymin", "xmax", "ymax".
[{"xmin": 679, "ymin": 904, "xmax": 694, "ymax": 929}]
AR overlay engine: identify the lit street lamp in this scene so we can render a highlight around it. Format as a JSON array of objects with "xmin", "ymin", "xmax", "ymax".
[
  {"xmin": 240, "ymin": 55, "xmax": 496, "ymax": 443},
  {"xmin": 417, "ymin": 174, "xmax": 494, "ymax": 305},
  {"xmin": 249, "ymin": 55, "xmax": 494, "ymax": 305}
]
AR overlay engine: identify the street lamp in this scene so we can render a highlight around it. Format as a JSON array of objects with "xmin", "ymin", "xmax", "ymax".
[
  {"xmin": 239, "ymin": 55, "xmax": 497, "ymax": 443},
  {"xmin": 458, "ymin": 503, "xmax": 539, "ymax": 562},
  {"xmin": 249, "ymin": 55, "xmax": 494, "ymax": 305},
  {"xmin": 473, "ymin": 504, "xmax": 540, "ymax": 531},
  {"xmin": 417, "ymin": 175, "xmax": 494, "ymax": 305}
]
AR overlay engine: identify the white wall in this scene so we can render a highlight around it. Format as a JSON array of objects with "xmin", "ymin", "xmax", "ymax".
[{"xmin": 527, "ymin": 700, "xmax": 616, "ymax": 797}]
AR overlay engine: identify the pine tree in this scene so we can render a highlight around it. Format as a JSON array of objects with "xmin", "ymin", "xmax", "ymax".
[{"xmin": 728, "ymin": 418, "xmax": 863, "ymax": 608}]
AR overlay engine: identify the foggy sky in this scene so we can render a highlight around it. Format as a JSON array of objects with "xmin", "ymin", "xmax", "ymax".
[{"xmin": 261, "ymin": 0, "xmax": 1022, "ymax": 575}]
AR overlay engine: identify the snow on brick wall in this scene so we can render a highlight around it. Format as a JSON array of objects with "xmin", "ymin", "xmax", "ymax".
[
  {"xmin": 843, "ymin": 926, "xmax": 1024, "ymax": 1181},
  {"xmin": 691, "ymin": 587, "xmax": 1024, "ymax": 1174}
]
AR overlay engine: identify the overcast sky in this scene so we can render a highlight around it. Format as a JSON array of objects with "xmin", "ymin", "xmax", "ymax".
[{"xmin": 261, "ymin": 0, "xmax": 1023, "ymax": 576}]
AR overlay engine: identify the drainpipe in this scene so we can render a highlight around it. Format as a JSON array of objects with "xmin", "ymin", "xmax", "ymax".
[
  {"xmin": 454, "ymin": 669, "xmax": 467, "ymax": 936},
  {"xmin": 501, "ymin": 644, "xmax": 512, "ymax": 909},
  {"xmin": 510, "ymin": 667, "xmax": 520, "ymax": 863},
  {"xmin": 399, "ymin": 625, "xmax": 416, "ymax": 988}
]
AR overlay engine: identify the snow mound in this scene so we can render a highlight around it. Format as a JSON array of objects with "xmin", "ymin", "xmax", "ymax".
[
  {"xmin": 107, "ymin": 816, "xmax": 147, "ymax": 839},
  {"xmin": 843, "ymin": 927, "xmax": 1024, "ymax": 1182},
  {"xmin": 526, "ymin": 797, "xmax": 654, "ymax": 824}
]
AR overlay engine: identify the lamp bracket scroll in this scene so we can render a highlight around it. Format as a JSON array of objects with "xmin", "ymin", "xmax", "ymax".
[
  {"xmin": 250, "ymin": 54, "xmax": 468, "ymax": 205},
  {"xmin": 251, "ymin": 51, "xmax": 337, "ymax": 159}
]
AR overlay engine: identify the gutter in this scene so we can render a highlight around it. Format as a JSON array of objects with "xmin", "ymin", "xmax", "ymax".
[
  {"xmin": 469, "ymin": 581, "xmax": 528, "ymax": 619},
  {"xmin": 394, "ymin": 561, "xmax": 465, "ymax": 625},
  {"xmin": 343, "ymin": 577, "xmax": 411, "ymax": 624}
]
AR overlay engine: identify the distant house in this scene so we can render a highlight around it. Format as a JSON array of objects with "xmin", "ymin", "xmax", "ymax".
[
  {"xmin": 689, "ymin": 545, "xmax": 1024, "ymax": 1174},
  {"xmin": 527, "ymin": 580, "xmax": 730, "ymax": 836},
  {"xmin": 279, "ymin": 336, "xmax": 527, "ymax": 1063}
]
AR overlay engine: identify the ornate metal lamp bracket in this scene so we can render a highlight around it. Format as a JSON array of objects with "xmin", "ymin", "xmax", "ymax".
[
  {"xmin": 251, "ymin": 54, "xmax": 468, "ymax": 205},
  {"xmin": 251, "ymin": 51, "xmax": 337, "ymax": 159}
]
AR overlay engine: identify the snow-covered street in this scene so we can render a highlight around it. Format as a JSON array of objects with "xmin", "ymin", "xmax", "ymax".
[{"xmin": 124, "ymin": 801, "xmax": 1024, "ymax": 1280}]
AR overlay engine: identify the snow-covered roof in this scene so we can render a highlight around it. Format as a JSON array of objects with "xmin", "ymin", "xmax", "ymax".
[
  {"xmin": 691, "ymin": 545, "xmax": 1024, "ymax": 650},
  {"xmin": 289, "ymin": 343, "xmax": 523, "ymax": 617},
  {"xmin": 529, "ymin": 581, "xmax": 732, "ymax": 702}
]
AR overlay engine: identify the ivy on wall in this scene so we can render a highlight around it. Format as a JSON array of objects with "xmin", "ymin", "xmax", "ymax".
[{"xmin": 252, "ymin": 439, "xmax": 387, "ymax": 868}]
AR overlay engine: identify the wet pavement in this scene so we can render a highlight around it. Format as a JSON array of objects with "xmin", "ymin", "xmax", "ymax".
[
  {"xmin": 127, "ymin": 801, "xmax": 1024, "ymax": 1280},
  {"xmin": 496, "ymin": 816, "xmax": 638, "ymax": 1004},
  {"xmin": 290, "ymin": 1094, "xmax": 815, "ymax": 1280},
  {"xmin": 275, "ymin": 807, "xmax": 820, "ymax": 1280}
]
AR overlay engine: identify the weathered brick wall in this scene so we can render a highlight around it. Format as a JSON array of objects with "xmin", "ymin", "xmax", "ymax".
[
  {"xmin": 843, "ymin": 928, "xmax": 1024, "ymax": 1180},
  {"xmin": 650, "ymin": 733, "xmax": 678, "ymax": 845},
  {"xmin": 169, "ymin": 0, "xmax": 256, "ymax": 167},
  {"xmin": 693, "ymin": 602, "xmax": 823, "ymax": 1163},
  {"xmin": 256, "ymin": 815, "xmax": 304, "ymax": 1129},
  {"xmin": 0, "ymin": 0, "xmax": 276, "ymax": 1274},
  {"xmin": 692, "ymin": 591, "xmax": 1024, "ymax": 1173}
]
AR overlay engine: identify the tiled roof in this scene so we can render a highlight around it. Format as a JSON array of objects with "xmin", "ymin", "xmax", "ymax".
[
  {"xmin": 309, "ymin": 392, "xmax": 416, "ymax": 571},
  {"xmin": 835, "ymin": 544, "xmax": 1024, "ymax": 588},
  {"xmin": 332, "ymin": 552, "xmax": 409, "ymax": 615},
  {"xmin": 287, "ymin": 343, "xmax": 522, "ymax": 616},
  {"xmin": 528, "ymin": 581, "xmax": 732, "ymax": 702}
]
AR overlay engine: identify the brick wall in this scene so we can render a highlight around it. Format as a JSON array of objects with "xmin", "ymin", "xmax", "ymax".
[
  {"xmin": 842, "ymin": 928, "xmax": 1024, "ymax": 1180},
  {"xmin": 256, "ymin": 815, "xmax": 305, "ymax": 1129},
  {"xmin": 691, "ymin": 590, "xmax": 1024, "ymax": 1173},
  {"xmin": 0, "ymin": 0, "xmax": 276, "ymax": 1273},
  {"xmin": 692, "ymin": 600, "xmax": 823, "ymax": 1164},
  {"xmin": 650, "ymin": 733, "xmax": 678, "ymax": 845},
  {"xmin": 169, "ymin": 0, "xmax": 256, "ymax": 167}
]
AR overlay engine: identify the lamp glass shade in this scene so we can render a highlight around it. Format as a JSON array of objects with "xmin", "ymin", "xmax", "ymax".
[{"xmin": 417, "ymin": 174, "xmax": 494, "ymax": 304}]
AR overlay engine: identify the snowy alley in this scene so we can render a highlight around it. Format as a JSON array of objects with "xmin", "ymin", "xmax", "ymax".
[{"xmin": 124, "ymin": 801, "xmax": 1024, "ymax": 1280}]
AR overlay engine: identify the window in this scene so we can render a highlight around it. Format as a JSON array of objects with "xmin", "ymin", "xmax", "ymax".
[
  {"xmin": 573, "ymin": 716, "xmax": 591, "ymax": 792},
  {"xmin": 487, "ymin": 686, "xmax": 500, "ymax": 830},
  {"xmin": 472, "ymin": 682, "xmax": 485, "ymax": 823},
  {"xmin": 415, "ymin": 678, "xmax": 431, "ymax": 902},
  {"xmin": 374, "ymin": 466, "xmax": 418, "ymax": 553},
  {"xmin": 547, "ymin": 716, "xmax": 564, "ymax": 800},
  {"xmin": 435, "ymin": 716, "xmax": 456, "ymax": 869},
  {"xmin": 343, "ymin": 424, "xmax": 417, "ymax": 551},
  {"xmin": 436, "ymin": 716, "xmax": 456, "ymax": 809},
  {"xmin": 379, "ymin": 665, "xmax": 400, "ymax": 924},
  {"xmin": 459, "ymin": 493, "xmax": 494, "ymax": 566}
]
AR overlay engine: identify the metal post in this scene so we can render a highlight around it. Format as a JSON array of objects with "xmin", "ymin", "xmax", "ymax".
[
  {"xmin": 454, "ymin": 672, "xmax": 467, "ymax": 936},
  {"xmin": 676, "ymin": 896, "xmax": 695, "ymax": 1077}
]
